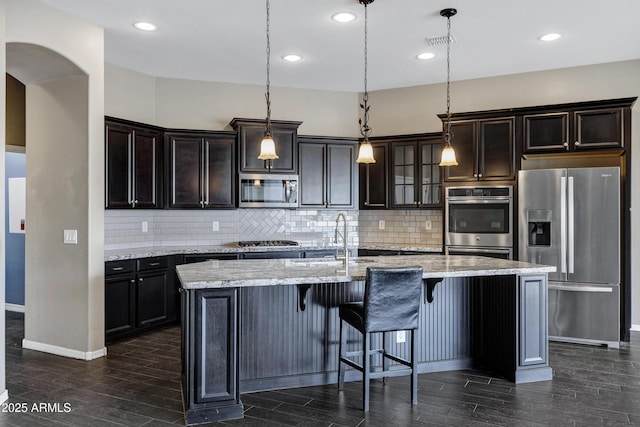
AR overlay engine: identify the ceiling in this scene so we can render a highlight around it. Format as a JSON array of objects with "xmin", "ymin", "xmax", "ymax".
[{"xmin": 36, "ymin": 0, "xmax": 640, "ymax": 92}]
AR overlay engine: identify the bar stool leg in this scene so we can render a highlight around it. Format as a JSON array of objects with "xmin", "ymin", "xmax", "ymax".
[
  {"xmin": 338, "ymin": 319, "xmax": 346, "ymax": 390},
  {"xmin": 362, "ymin": 332, "xmax": 370, "ymax": 412},
  {"xmin": 382, "ymin": 331, "xmax": 390, "ymax": 385},
  {"xmin": 411, "ymin": 329, "xmax": 418, "ymax": 405}
]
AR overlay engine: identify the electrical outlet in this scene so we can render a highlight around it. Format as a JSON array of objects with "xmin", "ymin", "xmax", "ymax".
[
  {"xmin": 425, "ymin": 220, "xmax": 432, "ymax": 230},
  {"xmin": 142, "ymin": 221, "xmax": 148, "ymax": 232},
  {"xmin": 379, "ymin": 220, "xmax": 385, "ymax": 230},
  {"xmin": 212, "ymin": 221, "xmax": 219, "ymax": 232},
  {"xmin": 396, "ymin": 330, "xmax": 406, "ymax": 343},
  {"xmin": 63, "ymin": 229, "xmax": 77, "ymax": 245}
]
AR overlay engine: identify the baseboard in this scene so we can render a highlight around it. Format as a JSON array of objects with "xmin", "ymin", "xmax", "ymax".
[
  {"xmin": 5, "ymin": 303, "xmax": 25, "ymax": 313},
  {"xmin": 22, "ymin": 339, "xmax": 107, "ymax": 360},
  {"xmin": 631, "ymin": 324, "xmax": 640, "ymax": 332},
  {"xmin": 0, "ymin": 390, "xmax": 8, "ymax": 404}
]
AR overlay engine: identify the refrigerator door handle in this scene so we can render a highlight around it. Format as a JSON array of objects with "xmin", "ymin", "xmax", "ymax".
[
  {"xmin": 568, "ymin": 176, "xmax": 575, "ymax": 274},
  {"xmin": 560, "ymin": 176, "xmax": 567, "ymax": 274},
  {"xmin": 548, "ymin": 284, "xmax": 613, "ymax": 293}
]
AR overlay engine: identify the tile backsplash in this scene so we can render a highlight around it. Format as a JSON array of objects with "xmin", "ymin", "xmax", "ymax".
[
  {"xmin": 105, "ymin": 208, "xmax": 443, "ymax": 250},
  {"xmin": 104, "ymin": 209, "xmax": 360, "ymax": 250},
  {"xmin": 358, "ymin": 209, "xmax": 443, "ymax": 247}
]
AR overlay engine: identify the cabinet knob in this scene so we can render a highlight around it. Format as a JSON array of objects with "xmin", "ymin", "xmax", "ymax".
[
  {"xmin": 203, "ymin": 200, "xmax": 209, "ymax": 206},
  {"xmin": 574, "ymin": 140, "xmax": 580, "ymax": 146},
  {"xmin": 478, "ymin": 173, "xmax": 483, "ymax": 178},
  {"xmin": 364, "ymin": 201, "xmax": 369, "ymax": 206},
  {"xmin": 139, "ymin": 277, "xmax": 144, "ymax": 282},
  {"xmin": 473, "ymin": 173, "xmax": 478, "ymax": 178},
  {"xmin": 130, "ymin": 279, "xmax": 135, "ymax": 284},
  {"xmin": 563, "ymin": 142, "xmax": 569, "ymax": 150}
]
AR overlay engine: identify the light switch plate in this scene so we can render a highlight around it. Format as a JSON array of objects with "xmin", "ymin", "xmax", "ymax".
[
  {"xmin": 212, "ymin": 221, "xmax": 219, "ymax": 232},
  {"xmin": 142, "ymin": 221, "xmax": 148, "ymax": 232},
  {"xmin": 425, "ymin": 220, "xmax": 432, "ymax": 230},
  {"xmin": 63, "ymin": 229, "xmax": 77, "ymax": 244},
  {"xmin": 396, "ymin": 330, "xmax": 406, "ymax": 343},
  {"xmin": 378, "ymin": 220, "xmax": 385, "ymax": 230}
]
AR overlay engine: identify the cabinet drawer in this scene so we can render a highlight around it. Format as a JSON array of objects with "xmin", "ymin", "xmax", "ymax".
[
  {"xmin": 138, "ymin": 256, "xmax": 168, "ymax": 271},
  {"xmin": 105, "ymin": 260, "xmax": 135, "ymax": 276}
]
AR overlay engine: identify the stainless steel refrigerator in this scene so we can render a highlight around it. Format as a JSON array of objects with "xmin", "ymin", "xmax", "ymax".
[{"xmin": 518, "ymin": 167, "xmax": 620, "ymax": 347}]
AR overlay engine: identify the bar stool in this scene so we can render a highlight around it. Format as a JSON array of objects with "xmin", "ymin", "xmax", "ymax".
[{"xmin": 337, "ymin": 266, "xmax": 423, "ymax": 411}]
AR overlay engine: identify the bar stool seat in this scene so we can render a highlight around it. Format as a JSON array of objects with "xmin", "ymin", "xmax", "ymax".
[{"xmin": 337, "ymin": 266, "xmax": 423, "ymax": 411}]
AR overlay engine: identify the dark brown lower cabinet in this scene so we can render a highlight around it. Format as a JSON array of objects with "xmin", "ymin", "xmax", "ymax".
[{"xmin": 105, "ymin": 256, "xmax": 178, "ymax": 343}]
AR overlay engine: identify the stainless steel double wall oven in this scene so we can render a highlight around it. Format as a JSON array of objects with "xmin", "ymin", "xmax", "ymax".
[{"xmin": 445, "ymin": 186, "xmax": 513, "ymax": 259}]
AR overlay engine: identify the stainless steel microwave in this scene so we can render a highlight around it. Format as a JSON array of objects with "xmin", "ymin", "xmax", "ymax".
[{"xmin": 238, "ymin": 173, "xmax": 298, "ymax": 208}]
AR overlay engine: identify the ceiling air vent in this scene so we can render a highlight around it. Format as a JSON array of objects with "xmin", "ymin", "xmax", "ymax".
[{"xmin": 426, "ymin": 34, "xmax": 456, "ymax": 47}]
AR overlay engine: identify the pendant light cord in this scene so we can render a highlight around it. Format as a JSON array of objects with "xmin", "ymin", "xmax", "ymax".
[
  {"xmin": 265, "ymin": 0, "xmax": 272, "ymax": 137},
  {"xmin": 360, "ymin": 2, "xmax": 372, "ymax": 140},
  {"xmin": 445, "ymin": 12, "xmax": 452, "ymax": 145}
]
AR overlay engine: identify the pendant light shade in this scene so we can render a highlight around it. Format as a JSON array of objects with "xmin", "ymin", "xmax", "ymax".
[
  {"xmin": 439, "ymin": 145, "xmax": 458, "ymax": 166},
  {"xmin": 438, "ymin": 8, "xmax": 458, "ymax": 167},
  {"xmin": 355, "ymin": 0, "xmax": 376, "ymax": 164},
  {"xmin": 258, "ymin": 134, "xmax": 278, "ymax": 160},
  {"xmin": 356, "ymin": 141, "xmax": 375, "ymax": 163},
  {"xmin": 259, "ymin": 0, "xmax": 278, "ymax": 164}
]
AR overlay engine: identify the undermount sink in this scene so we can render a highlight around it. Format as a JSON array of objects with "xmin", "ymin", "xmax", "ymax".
[{"xmin": 288, "ymin": 258, "xmax": 375, "ymax": 266}]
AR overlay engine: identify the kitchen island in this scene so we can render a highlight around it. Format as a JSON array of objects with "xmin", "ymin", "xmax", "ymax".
[{"xmin": 176, "ymin": 255, "xmax": 555, "ymax": 424}]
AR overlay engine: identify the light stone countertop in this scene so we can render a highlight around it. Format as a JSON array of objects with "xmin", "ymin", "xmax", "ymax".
[
  {"xmin": 176, "ymin": 254, "xmax": 556, "ymax": 290},
  {"xmin": 104, "ymin": 244, "xmax": 442, "ymax": 262}
]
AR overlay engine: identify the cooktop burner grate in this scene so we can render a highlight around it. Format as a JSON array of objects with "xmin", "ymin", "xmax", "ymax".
[{"xmin": 237, "ymin": 240, "xmax": 299, "ymax": 247}]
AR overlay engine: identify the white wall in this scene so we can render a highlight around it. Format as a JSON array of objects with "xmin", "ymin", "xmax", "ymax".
[
  {"xmin": 106, "ymin": 63, "xmax": 360, "ymax": 136},
  {"xmin": 7, "ymin": 0, "xmax": 105, "ymax": 357},
  {"xmin": 0, "ymin": 0, "xmax": 9, "ymax": 403}
]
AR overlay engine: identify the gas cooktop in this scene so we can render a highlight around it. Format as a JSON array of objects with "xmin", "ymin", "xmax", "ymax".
[{"xmin": 237, "ymin": 240, "xmax": 299, "ymax": 248}]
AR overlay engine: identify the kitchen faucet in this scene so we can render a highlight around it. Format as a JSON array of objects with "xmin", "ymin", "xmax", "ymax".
[{"xmin": 334, "ymin": 212, "xmax": 349, "ymax": 269}]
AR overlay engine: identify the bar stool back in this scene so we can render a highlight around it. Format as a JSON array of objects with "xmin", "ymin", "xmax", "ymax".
[{"xmin": 337, "ymin": 266, "xmax": 423, "ymax": 411}]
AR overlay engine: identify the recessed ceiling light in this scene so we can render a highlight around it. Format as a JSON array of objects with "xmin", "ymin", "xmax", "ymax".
[
  {"xmin": 133, "ymin": 22, "xmax": 157, "ymax": 31},
  {"xmin": 282, "ymin": 54, "xmax": 302, "ymax": 62},
  {"xmin": 332, "ymin": 12, "xmax": 357, "ymax": 23},
  {"xmin": 539, "ymin": 33, "xmax": 562, "ymax": 42},
  {"xmin": 417, "ymin": 52, "xmax": 436, "ymax": 60}
]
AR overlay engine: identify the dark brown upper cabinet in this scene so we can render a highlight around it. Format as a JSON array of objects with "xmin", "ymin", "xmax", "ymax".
[
  {"xmin": 230, "ymin": 118, "xmax": 301, "ymax": 174},
  {"xmin": 298, "ymin": 136, "xmax": 357, "ymax": 209},
  {"xmin": 524, "ymin": 109, "xmax": 623, "ymax": 153},
  {"xmin": 442, "ymin": 117, "xmax": 515, "ymax": 182},
  {"xmin": 166, "ymin": 131, "xmax": 236, "ymax": 209},
  {"xmin": 359, "ymin": 141, "xmax": 389, "ymax": 209},
  {"xmin": 390, "ymin": 134, "xmax": 443, "ymax": 208},
  {"xmin": 105, "ymin": 118, "xmax": 163, "ymax": 209}
]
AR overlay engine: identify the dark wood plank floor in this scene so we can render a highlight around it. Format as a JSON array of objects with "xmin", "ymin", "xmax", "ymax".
[{"xmin": 2, "ymin": 311, "xmax": 639, "ymax": 426}]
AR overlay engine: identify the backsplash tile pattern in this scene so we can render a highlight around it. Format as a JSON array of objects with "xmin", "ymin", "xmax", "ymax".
[
  {"xmin": 104, "ymin": 209, "xmax": 359, "ymax": 250},
  {"xmin": 358, "ymin": 209, "xmax": 443, "ymax": 248}
]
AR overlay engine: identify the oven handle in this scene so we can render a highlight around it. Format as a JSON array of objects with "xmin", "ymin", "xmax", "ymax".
[
  {"xmin": 445, "ymin": 198, "xmax": 511, "ymax": 203},
  {"xmin": 448, "ymin": 247, "xmax": 511, "ymax": 255}
]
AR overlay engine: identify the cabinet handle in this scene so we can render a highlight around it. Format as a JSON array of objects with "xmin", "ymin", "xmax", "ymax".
[
  {"xmin": 149, "ymin": 262, "xmax": 160, "ymax": 266},
  {"xmin": 574, "ymin": 140, "xmax": 580, "ymax": 146},
  {"xmin": 112, "ymin": 267, "xmax": 124, "ymax": 271}
]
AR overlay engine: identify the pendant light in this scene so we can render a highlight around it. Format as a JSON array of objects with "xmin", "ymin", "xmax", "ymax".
[
  {"xmin": 439, "ymin": 8, "xmax": 458, "ymax": 167},
  {"xmin": 258, "ymin": 0, "xmax": 279, "ymax": 167},
  {"xmin": 355, "ymin": 0, "xmax": 376, "ymax": 164}
]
